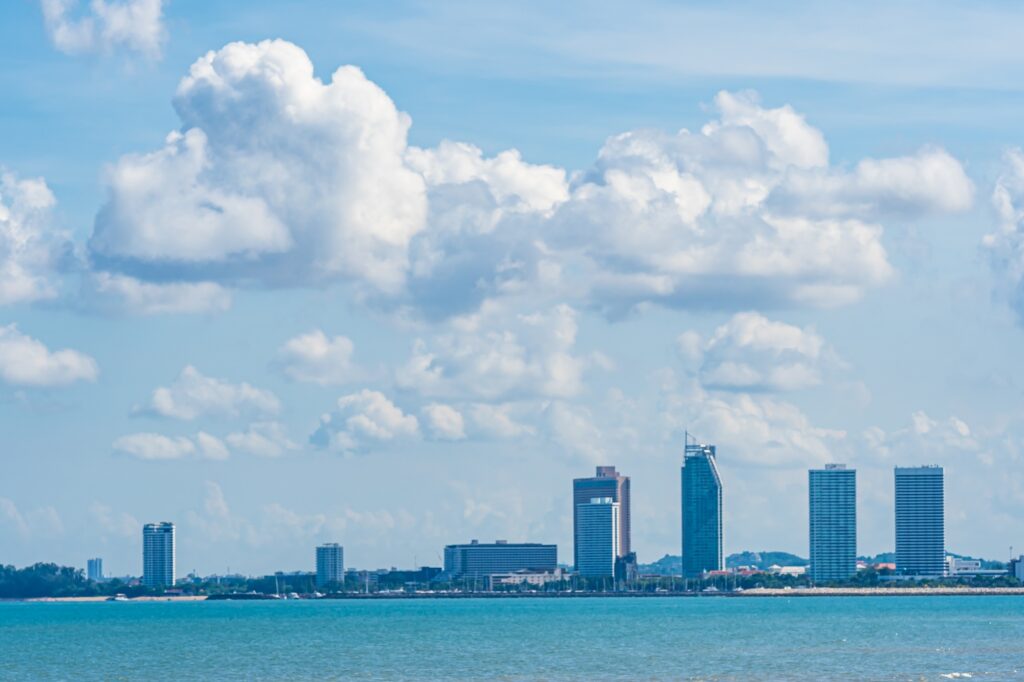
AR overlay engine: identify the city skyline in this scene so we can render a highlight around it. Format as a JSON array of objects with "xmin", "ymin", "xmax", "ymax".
[
  {"xmin": 84, "ymin": 453, "xmax": 984, "ymax": 581},
  {"xmin": 5, "ymin": 1, "xmax": 1024, "ymax": 576}
]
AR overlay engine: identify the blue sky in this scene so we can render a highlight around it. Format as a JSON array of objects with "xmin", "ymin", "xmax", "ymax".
[{"xmin": 3, "ymin": 0, "xmax": 1024, "ymax": 577}]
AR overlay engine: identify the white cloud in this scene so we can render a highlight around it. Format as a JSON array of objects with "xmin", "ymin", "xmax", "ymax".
[
  {"xmin": 185, "ymin": 481, "xmax": 245, "ymax": 544},
  {"xmin": 89, "ymin": 39, "xmax": 428, "ymax": 294},
  {"xmin": 705, "ymin": 90, "xmax": 829, "ymax": 169},
  {"xmin": 86, "ymin": 272, "xmax": 232, "ymax": 315},
  {"xmin": 89, "ymin": 502, "xmax": 139, "ymax": 538},
  {"xmin": 0, "ymin": 171, "xmax": 66, "ymax": 306},
  {"xmin": 774, "ymin": 147, "xmax": 974, "ymax": 217},
  {"xmin": 863, "ymin": 410, "xmax": 979, "ymax": 461},
  {"xmin": 680, "ymin": 311, "xmax": 835, "ymax": 391},
  {"xmin": 40, "ymin": 0, "xmax": 166, "ymax": 58},
  {"xmin": 543, "ymin": 89, "xmax": 906, "ymax": 313},
  {"xmin": 544, "ymin": 401, "xmax": 606, "ymax": 463},
  {"xmin": 0, "ymin": 498, "xmax": 28, "ymax": 535},
  {"xmin": 659, "ymin": 371, "xmax": 846, "ymax": 468},
  {"xmin": 144, "ymin": 365, "xmax": 280, "ymax": 420},
  {"xmin": 276, "ymin": 330, "xmax": 356, "ymax": 385},
  {"xmin": 468, "ymin": 402, "xmax": 536, "ymax": 438},
  {"xmin": 180, "ymin": 482, "xmax": 418, "ymax": 553},
  {"xmin": 422, "ymin": 403, "xmax": 466, "ymax": 440},
  {"xmin": 196, "ymin": 431, "xmax": 230, "ymax": 460},
  {"xmin": 1, "ymin": 500, "xmax": 64, "ymax": 537},
  {"xmin": 311, "ymin": 389, "xmax": 419, "ymax": 453},
  {"xmin": 408, "ymin": 90, "xmax": 967, "ymax": 318},
  {"xmin": 396, "ymin": 302, "xmax": 587, "ymax": 400},
  {"xmin": 113, "ymin": 432, "xmax": 195, "ymax": 460},
  {"xmin": 113, "ymin": 430, "xmax": 229, "ymax": 460},
  {"xmin": 226, "ymin": 421, "xmax": 299, "ymax": 458},
  {"xmin": 0, "ymin": 324, "xmax": 98, "ymax": 387},
  {"xmin": 984, "ymin": 148, "xmax": 1024, "ymax": 323}
]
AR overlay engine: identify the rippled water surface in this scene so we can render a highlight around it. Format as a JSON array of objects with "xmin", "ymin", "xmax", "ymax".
[{"xmin": 2, "ymin": 596, "xmax": 1023, "ymax": 680}]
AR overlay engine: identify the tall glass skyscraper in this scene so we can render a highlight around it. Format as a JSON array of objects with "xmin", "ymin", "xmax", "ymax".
[
  {"xmin": 142, "ymin": 522, "xmax": 175, "ymax": 588},
  {"xmin": 681, "ymin": 437, "xmax": 722, "ymax": 577},
  {"xmin": 895, "ymin": 466, "xmax": 945, "ymax": 576},
  {"xmin": 573, "ymin": 466, "xmax": 630, "ymax": 569},
  {"xmin": 808, "ymin": 464, "xmax": 856, "ymax": 582},
  {"xmin": 575, "ymin": 497, "xmax": 620, "ymax": 578}
]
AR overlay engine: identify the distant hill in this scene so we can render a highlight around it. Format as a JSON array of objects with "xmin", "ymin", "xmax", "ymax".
[
  {"xmin": 726, "ymin": 551, "xmax": 808, "ymax": 569},
  {"xmin": 638, "ymin": 555, "xmax": 681, "ymax": 575},
  {"xmin": 638, "ymin": 552, "xmax": 808, "ymax": 575}
]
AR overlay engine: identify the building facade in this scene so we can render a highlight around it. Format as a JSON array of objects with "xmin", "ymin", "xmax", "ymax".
[
  {"xmin": 573, "ymin": 466, "xmax": 630, "ymax": 570},
  {"xmin": 315, "ymin": 543, "xmax": 345, "ymax": 588},
  {"xmin": 895, "ymin": 466, "xmax": 945, "ymax": 576},
  {"xmin": 142, "ymin": 522, "xmax": 175, "ymax": 588},
  {"xmin": 808, "ymin": 464, "xmax": 857, "ymax": 583},
  {"xmin": 443, "ymin": 541, "xmax": 558, "ymax": 580},
  {"xmin": 87, "ymin": 557, "xmax": 103, "ymax": 582},
  {"xmin": 1010, "ymin": 555, "xmax": 1024, "ymax": 582},
  {"xmin": 681, "ymin": 439, "xmax": 723, "ymax": 577},
  {"xmin": 575, "ymin": 497, "xmax": 621, "ymax": 578}
]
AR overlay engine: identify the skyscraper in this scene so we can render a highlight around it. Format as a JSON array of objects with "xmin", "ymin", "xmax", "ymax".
[
  {"xmin": 573, "ymin": 466, "xmax": 630, "ymax": 569},
  {"xmin": 87, "ymin": 557, "xmax": 103, "ymax": 582},
  {"xmin": 809, "ymin": 464, "xmax": 856, "ymax": 582},
  {"xmin": 895, "ymin": 466, "xmax": 945, "ymax": 576},
  {"xmin": 575, "ymin": 497, "xmax": 621, "ymax": 578},
  {"xmin": 316, "ymin": 543, "xmax": 345, "ymax": 588},
  {"xmin": 681, "ymin": 437, "xmax": 722, "ymax": 577},
  {"xmin": 142, "ymin": 522, "xmax": 175, "ymax": 588}
]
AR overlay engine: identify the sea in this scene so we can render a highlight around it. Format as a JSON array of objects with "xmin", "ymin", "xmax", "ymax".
[{"xmin": 1, "ymin": 596, "xmax": 1023, "ymax": 680}]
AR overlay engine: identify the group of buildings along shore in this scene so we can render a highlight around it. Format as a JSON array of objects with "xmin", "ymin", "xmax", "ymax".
[{"xmin": 89, "ymin": 434, "xmax": 1024, "ymax": 593}]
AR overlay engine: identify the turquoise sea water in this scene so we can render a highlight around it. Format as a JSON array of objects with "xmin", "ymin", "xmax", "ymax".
[{"xmin": 1, "ymin": 596, "xmax": 1023, "ymax": 680}]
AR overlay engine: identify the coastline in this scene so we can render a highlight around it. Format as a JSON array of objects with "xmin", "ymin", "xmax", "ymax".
[
  {"xmin": 10, "ymin": 587, "xmax": 1024, "ymax": 602},
  {"xmin": 20, "ymin": 596, "xmax": 209, "ymax": 603}
]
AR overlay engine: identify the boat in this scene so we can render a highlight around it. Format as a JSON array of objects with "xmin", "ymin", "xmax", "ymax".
[{"xmin": 106, "ymin": 594, "xmax": 129, "ymax": 602}]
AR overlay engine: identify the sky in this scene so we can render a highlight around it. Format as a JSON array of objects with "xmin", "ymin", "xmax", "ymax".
[{"xmin": 3, "ymin": 0, "xmax": 1024, "ymax": 577}]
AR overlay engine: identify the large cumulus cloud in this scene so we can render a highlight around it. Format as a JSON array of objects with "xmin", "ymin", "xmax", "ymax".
[
  {"xmin": 88, "ymin": 42, "xmax": 973, "ymax": 320},
  {"xmin": 0, "ymin": 170, "xmax": 68, "ymax": 306},
  {"xmin": 90, "ymin": 39, "xmax": 429, "ymax": 294},
  {"xmin": 984, "ymin": 148, "xmax": 1024, "ymax": 323}
]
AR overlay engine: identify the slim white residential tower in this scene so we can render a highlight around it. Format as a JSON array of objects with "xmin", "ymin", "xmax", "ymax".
[
  {"xmin": 316, "ymin": 543, "xmax": 345, "ymax": 588},
  {"xmin": 142, "ymin": 522, "xmax": 175, "ymax": 588}
]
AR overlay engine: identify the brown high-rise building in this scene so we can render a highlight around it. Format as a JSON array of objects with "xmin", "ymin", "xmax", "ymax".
[{"xmin": 573, "ymin": 466, "xmax": 630, "ymax": 568}]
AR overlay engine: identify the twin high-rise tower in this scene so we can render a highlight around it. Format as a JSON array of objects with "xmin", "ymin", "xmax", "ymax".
[
  {"xmin": 894, "ymin": 465, "xmax": 945, "ymax": 576},
  {"xmin": 809, "ymin": 464, "xmax": 857, "ymax": 582},
  {"xmin": 807, "ymin": 464, "xmax": 946, "ymax": 581}
]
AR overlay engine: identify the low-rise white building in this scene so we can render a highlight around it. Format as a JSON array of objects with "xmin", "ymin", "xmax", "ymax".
[
  {"xmin": 945, "ymin": 557, "xmax": 981, "ymax": 576},
  {"xmin": 488, "ymin": 568, "xmax": 566, "ymax": 589}
]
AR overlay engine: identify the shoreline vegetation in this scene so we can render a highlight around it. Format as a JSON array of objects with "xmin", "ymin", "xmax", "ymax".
[
  {"xmin": 9, "ymin": 587, "xmax": 1024, "ymax": 602},
  {"xmin": 5, "ymin": 558, "xmax": 1020, "ymax": 601}
]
